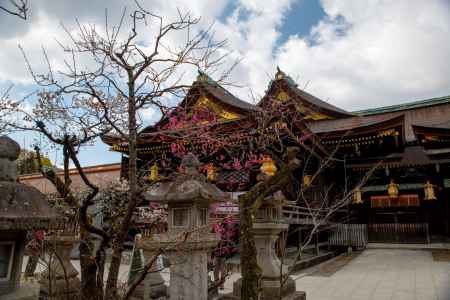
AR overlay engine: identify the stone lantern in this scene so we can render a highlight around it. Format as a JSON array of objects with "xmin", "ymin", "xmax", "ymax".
[
  {"xmin": 223, "ymin": 146, "xmax": 305, "ymax": 300},
  {"xmin": 225, "ymin": 193, "xmax": 305, "ymax": 300},
  {"xmin": 140, "ymin": 153, "xmax": 229, "ymax": 300},
  {"xmin": 0, "ymin": 136, "xmax": 62, "ymax": 299}
]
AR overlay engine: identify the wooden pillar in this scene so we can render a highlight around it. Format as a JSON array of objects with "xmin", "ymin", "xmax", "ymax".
[
  {"xmin": 315, "ymin": 232, "xmax": 319, "ymax": 255},
  {"xmin": 298, "ymin": 227, "xmax": 302, "ymax": 251},
  {"xmin": 296, "ymin": 228, "xmax": 303, "ymax": 261}
]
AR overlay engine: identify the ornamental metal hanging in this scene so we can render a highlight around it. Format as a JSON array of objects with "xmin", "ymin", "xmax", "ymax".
[
  {"xmin": 353, "ymin": 187, "xmax": 363, "ymax": 204},
  {"xmin": 387, "ymin": 179, "xmax": 399, "ymax": 199},
  {"xmin": 423, "ymin": 180, "xmax": 437, "ymax": 201}
]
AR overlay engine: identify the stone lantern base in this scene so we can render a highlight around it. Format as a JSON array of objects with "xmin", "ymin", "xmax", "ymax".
[
  {"xmin": 129, "ymin": 258, "xmax": 167, "ymax": 300},
  {"xmin": 39, "ymin": 235, "xmax": 80, "ymax": 300},
  {"xmin": 221, "ymin": 277, "xmax": 305, "ymax": 300},
  {"xmin": 0, "ymin": 282, "xmax": 40, "ymax": 300},
  {"xmin": 140, "ymin": 235, "xmax": 219, "ymax": 300},
  {"xmin": 129, "ymin": 279, "xmax": 167, "ymax": 300},
  {"xmin": 221, "ymin": 222, "xmax": 306, "ymax": 300}
]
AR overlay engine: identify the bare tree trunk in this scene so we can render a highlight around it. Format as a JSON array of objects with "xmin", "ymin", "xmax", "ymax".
[
  {"xmin": 239, "ymin": 194, "xmax": 261, "ymax": 300},
  {"xmin": 80, "ymin": 232, "xmax": 101, "ymax": 300},
  {"xmin": 105, "ymin": 78, "xmax": 138, "ymax": 299}
]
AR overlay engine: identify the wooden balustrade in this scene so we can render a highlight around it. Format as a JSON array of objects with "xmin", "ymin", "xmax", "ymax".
[
  {"xmin": 281, "ymin": 204, "xmax": 327, "ymax": 225},
  {"xmin": 368, "ymin": 223, "xmax": 430, "ymax": 243},
  {"xmin": 328, "ymin": 224, "xmax": 368, "ymax": 247}
]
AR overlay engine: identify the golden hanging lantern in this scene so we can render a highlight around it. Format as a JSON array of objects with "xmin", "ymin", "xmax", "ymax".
[
  {"xmin": 387, "ymin": 179, "xmax": 399, "ymax": 199},
  {"xmin": 260, "ymin": 156, "xmax": 277, "ymax": 176},
  {"xmin": 423, "ymin": 180, "xmax": 436, "ymax": 201},
  {"xmin": 149, "ymin": 163, "xmax": 159, "ymax": 181},
  {"xmin": 206, "ymin": 163, "xmax": 216, "ymax": 182},
  {"xmin": 303, "ymin": 174, "xmax": 312, "ymax": 187},
  {"xmin": 352, "ymin": 187, "xmax": 363, "ymax": 204}
]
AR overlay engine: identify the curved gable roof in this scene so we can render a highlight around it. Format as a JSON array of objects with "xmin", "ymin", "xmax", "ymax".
[{"xmin": 260, "ymin": 69, "xmax": 353, "ymax": 118}]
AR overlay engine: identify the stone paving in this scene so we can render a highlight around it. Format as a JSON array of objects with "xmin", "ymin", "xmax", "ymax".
[
  {"xmin": 294, "ymin": 249, "xmax": 450, "ymax": 300},
  {"xmin": 23, "ymin": 249, "xmax": 450, "ymax": 300},
  {"xmin": 221, "ymin": 249, "xmax": 450, "ymax": 300}
]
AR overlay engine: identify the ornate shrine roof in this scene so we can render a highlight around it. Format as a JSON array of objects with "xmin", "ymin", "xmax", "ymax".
[
  {"xmin": 261, "ymin": 68, "xmax": 353, "ymax": 118},
  {"xmin": 194, "ymin": 71, "xmax": 257, "ymax": 112},
  {"xmin": 309, "ymin": 96, "xmax": 450, "ymax": 143},
  {"xmin": 102, "ymin": 69, "xmax": 450, "ymax": 149}
]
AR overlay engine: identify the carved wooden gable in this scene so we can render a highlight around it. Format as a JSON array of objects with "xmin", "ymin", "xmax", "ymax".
[
  {"xmin": 193, "ymin": 95, "xmax": 242, "ymax": 121},
  {"xmin": 274, "ymin": 89, "xmax": 334, "ymax": 121}
]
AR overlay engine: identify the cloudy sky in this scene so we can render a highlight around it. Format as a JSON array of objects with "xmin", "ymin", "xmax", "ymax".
[{"xmin": 1, "ymin": 0, "xmax": 449, "ymax": 166}]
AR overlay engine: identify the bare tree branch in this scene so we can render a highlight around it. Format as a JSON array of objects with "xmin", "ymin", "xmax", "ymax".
[{"xmin": 0, "ymin": 0, "xmax": 28, "ymax": 20}]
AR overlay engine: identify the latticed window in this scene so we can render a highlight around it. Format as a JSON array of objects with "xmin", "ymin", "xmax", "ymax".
[
  {"xmin": 0, "ymin": 242, "xmax": 14, "ymax": 280},
  {"xmin": 217, "ymin": 170, "xmax": 250, "ymax": 190},
  {"xmin": 172, "ymin": 208, "xmax": 189, "ymax": 227},
  {"xmin": 198, "ymin": 208, "xmax": 208, "ymax": 226}
]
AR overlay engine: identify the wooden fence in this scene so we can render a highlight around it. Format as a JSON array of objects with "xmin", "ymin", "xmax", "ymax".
[
  {"xmin": 328, "ymin": 224, "xmax": 368, "ymax": 247},
  {"xmin": 368, "ymin": 223, "xmax": 430, "ymax": 244}
]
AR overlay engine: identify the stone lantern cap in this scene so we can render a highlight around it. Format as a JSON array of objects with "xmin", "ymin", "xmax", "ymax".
[
  {"xmin": 145, "ymin": 153, "xmax": 229, "ymax": 204},
  {"xmin": 0, "ymin": 136, "xmax": 20, "ymax": 161},
  {"xmin": 0, "ymin": 136, "xmax": 63, "ymax": 230}
]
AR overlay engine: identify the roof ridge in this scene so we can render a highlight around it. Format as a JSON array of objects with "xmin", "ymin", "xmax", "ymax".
[
  {"xmin": 354, "ymin": 95, "xmax": 450, "ymax": 116},
  {"xmin": 269, "ymin": 68, "xmax": 352, "ymax": 117},
  {"xmin": 196, "ymin": 71, "xmax": 240, "ymax": 100},
  {"xmin": 195, "ymin": 71, "xmax": 256, "ymax": 111}
]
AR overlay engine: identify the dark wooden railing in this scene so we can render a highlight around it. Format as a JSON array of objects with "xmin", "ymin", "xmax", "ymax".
[
  {"xmin": 329, "ymin": 224, "xmax": 368, "ymax": 247},
  {"xmin": 368, "ymin": 223, "xmax": 430, "ymax": 244},
  {"xmin": 281, "ymin": 204, "xmax": 327, "ymax": 225}
]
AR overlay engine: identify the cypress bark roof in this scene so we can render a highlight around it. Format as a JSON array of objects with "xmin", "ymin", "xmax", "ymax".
[
  {"xmin": 101, "ymin": 70, "xmax": 450, "ymax": 148},
  {"xmin": 260, "ymin": 68, "xmax": 353, "ymax": 118},
  {"xmin": 308, "ymin": 96, "xmax": 450, "ymax": 142},
  {"xmin": 193, "ymin": 72, "xmax": 257, "ymax": 112}
]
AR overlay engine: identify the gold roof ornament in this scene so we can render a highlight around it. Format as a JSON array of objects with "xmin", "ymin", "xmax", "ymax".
[
  {"xmin": 276, "ymin": 68, "xmax": 284, "ymax": 80},
  {"xmin": 387, "ymin": 179, "xmax": 399, "ymax": 199},
  {"xmin": 260, "ymin": 156, "xmax": 277, "ymax": 177},
  {"xmin": 277, "ymin": 91, "xmax": 289, "ymax": 102},
  {"xmin": 206, "ymin": 163, "xmax": 216, "ymax": 182},
  {"xmin": 196, "ymin": 71, "xmax": 208, "ymax": 82},
  {"xmin": 352, "ymin": 187, "xmax": 363, "ymax": 204},
  {"xmin": 423, "ymin": 180, "xmax": 437, "ymax": 201},
  {"xmin": 149, "ymin": 163, "xmax": 159, "ymax": 182}
]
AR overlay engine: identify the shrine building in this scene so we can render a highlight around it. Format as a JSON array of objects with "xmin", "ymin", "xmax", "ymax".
[{"xmin": 102, "ymin": 69, "xmax": 450, "ymax": 245}]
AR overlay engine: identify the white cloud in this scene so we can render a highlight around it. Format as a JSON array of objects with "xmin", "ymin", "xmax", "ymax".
[
  {"xmin": 0, "ymin": 0, "xmax": 229, "ymax": 84},
  {"xmin": 213, "ymin": 0, "xmax": 295, "ymax": 101},
  {"xmin": 274, "ymin": 0, "xmax": 450, "ymax": 110},
  {"xmin": 1, "ymin": 0, "xmax": 449, "ymax": 113}
]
